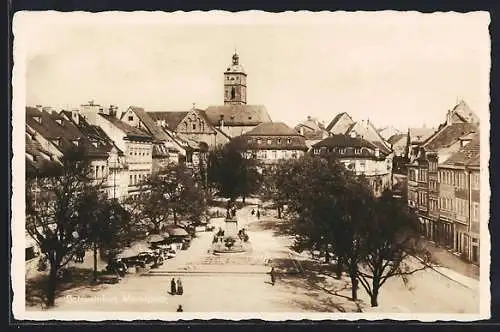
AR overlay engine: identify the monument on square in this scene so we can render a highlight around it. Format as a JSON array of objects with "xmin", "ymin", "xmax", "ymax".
[{"xmin": 211, "ymin": 200, "xmax": 249, "ymax": 254}]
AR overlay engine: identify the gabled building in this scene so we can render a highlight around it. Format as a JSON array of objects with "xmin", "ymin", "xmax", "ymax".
[
  {"xmin": 312, "ymin": 133, "xmax": 393, "ymax": 197},
  {"xmin": 61, "ymin": 109, "xmax": 129, "ymax": 200},
  {"xmin": 406, "ymin": 101, "xmax": 479, "ymax": 250},
  {"xmin": 120, "ymin": 106, "xmax": 182, "ymax": 172},
  {"xmin": 378, "ymin": 126, "xmax": 402, "ymax": 141},
  {"xmin": 148, "ymin": 107, "xmax": 230, "ymax": 150},
  {"xmin": 204, "ymin": 52, "xmax": 273, "ymax": 138},
  {"xmin": 325, "ymin": 112, "xmax": 355, "ymax": 135},
  {"xmin": 294, "ymin": 116, "xmax": 328, "ymax": 149},
  {"xmin": 233, "ymin": 122, "xmax": 308, "ymax": 165},
  {"xmin": 387, "ymin": 133, "xmax": 407, "ymax": 158},
  {"xmin": 79, "ymin": 104, "xmax": 154, "ymax": 198},
  {"xmin": 26, "ymin": 106, "xmax": 130, "ymax": 200},
  {"xmin": 406, "ymin": 127, "xmax": 435, "ymax": 159}
]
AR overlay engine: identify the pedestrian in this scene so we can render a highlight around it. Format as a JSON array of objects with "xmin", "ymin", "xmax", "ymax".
[
  {"xmin": 251, "ymin": 209, "xmax": 255, "ymax": 216},
  {"xmin": 170, "ymin": 277, "xmax": 177, "ymax": 295},
  {"xmin": 176, "ymin": 305, "xmax": 183, "ymax": 312},
  {"xmin": 177, "ymin": 278, "xmax": 184, "ymax": 295},
  {"xmin": 270, "ymin": 267, "xmax": 276, "ymax": 286},
  {"xmin": 257, "ymin": 210, "xmax": 260, "ymax": 220}
]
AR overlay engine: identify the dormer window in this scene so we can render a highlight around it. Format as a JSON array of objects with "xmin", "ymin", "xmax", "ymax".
[
  {"xmin": 277, "ymin": 138, "xmax": 281, "ymax": 144},
  {"xmin": 73, "ymin": 139, "xmax": 79, "ymax": 147},
  {"xmin": 33, "ymin": 116, "xmax": 42, "ymax": 124},
  {"xmin": 267, "ymin": 139, "xmax": 272, "ymax": 145},
  {"xmin": 355, "ymin": 148, "xmax": 361, "ymax": 155},
  {"xmin": 91, "ymin": 141, "xmax": 98, "ymax": 148},
  {"xmin": 339, "ymin": 148, "xmax": 346, "ymax": 154},
  {"xmin": 51, "ymin": 138, "xmax": 60, "ymax": 146},
  {"xmin": 55, "ymin": 119, "xmax": 63, "ymax": 126},
  {"xmin": 287, "ymin": 138, "xmax": 291, "ymax": 144}
]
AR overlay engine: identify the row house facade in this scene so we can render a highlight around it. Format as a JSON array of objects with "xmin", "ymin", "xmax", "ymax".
[
  {"xmin": 79, "ymin": 103, "xmax": 154, "ymax": 199},
  {"xmin": 312, "ymin": 133, "xmax": 393, "ymax": 197},
  {"xmin": 438, "ymin": 137, "xmax": 480, "ymax": 264},
  {"xmin": 26, "ymin": 106, "xmax": 129, "ymax": 200},
  {"xmin": 233, "ymin": 122, "xmax": 308, "ymax": 166},
  {"xmin": 407, "ymin": 100, "xmax": 480, "ymax": 264}
]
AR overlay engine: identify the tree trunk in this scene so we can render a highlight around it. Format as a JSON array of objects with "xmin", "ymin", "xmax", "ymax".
[
  {"xmin": 46, "ymin": 263, "xmax": 58, "ymax": 307},
  {"xmin": 277, "ymin": 205, "xmax": 282, "ymax": 219},
  {"xmin": 324, "ymin": 243, "xmax": 329, "ymax": 263},
  {"xmin": 93, "ymin": 243, "xmax": 98, "ymax": 283},
  {"xmin": 349, "ymin": 264, "xmax": 358, "ymax": 301},
  {"xmin": 371, "ymin": 278, "xmax": 380, "ymax": 307},
  {"xmin": 336, "ymin": 257, "xmax": 343, "ymax": 279},
  {"xmin": 242, "ymin": 195, "xmax": 246, "ymax": 203}
]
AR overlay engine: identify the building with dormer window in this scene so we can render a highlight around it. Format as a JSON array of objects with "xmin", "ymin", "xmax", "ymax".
[{"xmin": 312, "ymin": 133, "xmax": 393, "ymax": 197}]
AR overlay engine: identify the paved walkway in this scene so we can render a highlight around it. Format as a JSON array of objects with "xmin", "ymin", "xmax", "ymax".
[
  {"xmin": 422, "ymin": 240, "xmax": 479, "ymax": 280},
  {"xmin": 27, "ymin": 203, "xmax": 481, "ymax": 314}
]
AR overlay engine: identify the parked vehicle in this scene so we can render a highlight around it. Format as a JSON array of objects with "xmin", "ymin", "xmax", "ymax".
[{"xmin": 206, "ymin": 224, "xmax": 215, "ymax": 232}]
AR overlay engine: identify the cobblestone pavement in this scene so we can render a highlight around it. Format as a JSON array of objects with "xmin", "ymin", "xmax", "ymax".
[{"xmin": 28, "ymin": 204, "xmax": 480, "ymax": 314}]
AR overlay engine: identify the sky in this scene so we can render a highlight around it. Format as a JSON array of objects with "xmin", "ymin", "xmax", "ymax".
[{"xmin": 15, "ymin": 11, "xmax": 490, "ymax": 131}]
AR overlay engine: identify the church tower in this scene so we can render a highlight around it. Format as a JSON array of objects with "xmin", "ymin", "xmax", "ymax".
[{"xmin": 224, "ymin": 52, "xmax": 247, "ymax": 105}]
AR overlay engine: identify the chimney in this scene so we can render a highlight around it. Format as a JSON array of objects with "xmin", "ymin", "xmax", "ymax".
[
  {"xmin": 300, "ymin": 127, "xmax": 304, "ymax": 135},
  {"xmin": 35, "ymin": 105, "xmax": 43, "ymax": 111},
  {"xmin": 307, "ymin": 115, "xmax": 311, "ymax": 121}
]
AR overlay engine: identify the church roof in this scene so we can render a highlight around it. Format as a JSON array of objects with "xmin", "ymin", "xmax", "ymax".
[
  {"xmin": 205, "ymin": 104, "xmax": 272, "ymax": 126},
  {"xmin": 148, "ymin": 111, "xmax": 189, "ymax": 130}
]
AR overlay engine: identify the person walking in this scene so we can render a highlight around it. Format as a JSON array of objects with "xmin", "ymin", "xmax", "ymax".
[
  {"xmin": 176, "ymin": 305, "xmax": 183, "ymax": 312},
  {"xmin": 177, "ymin": 278, "xmax": 184, "ymax": 295},
  {"xmin": 170, "ymin": 277, "xmax": 177, "ymax": 295},
  {"xmin": 251, "ymin": 209, "xmax": 255, "ymax": 216},
  {"xmin": 270, "ymin": 267, "xmax": 276, "ymax": 286},
  {"xmin": 257, "ymin": 209, "xmax": 261, "ymax": 220}
]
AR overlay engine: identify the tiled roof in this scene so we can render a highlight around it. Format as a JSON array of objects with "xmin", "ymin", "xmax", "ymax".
[
  {"xmin": 408, "ymin": 127, "xmax": 435, "ymax": 144},
  {"xmin": 325, "ymin": 112, "xmax": 353, "ymax": 132},
  {"xmin": 26, "ymin": 107, "xmax": 111, "ymax": 158},
  {"xmin": 312, "ymin": 134, "xmax": 387, "ymax": 159},
  {"xmin": 422, "ymin": 123, "xmax": 477, "ymax": 151},
  {"xmin": 452, "ymin": 100, "xmax": 480, "ymax": 124},
  {"xmin": 152, "ymin": 143, "xmax": 170, "ymax": 158},
  {"xmin": 128, "ymin": 106, "xmax": 170, "ymax": 141},
  {"xmin": 387, "ymin": 133, "xmax": 406, "ymax": 145},
  {"xmin": 442, "ymin": 135, "xmax": 480, "ymax": 167},
  {"xmin": 148, "ymin": 111, "xmax": 189, "ymax": 130},
  {"xmin": 204, "ymin": 104, "xmax": 272, "ymax": 126},
  {"xmin": 98, "ymin": 113, "xmax": 153, "ymax": 140},
  {"xmin": 313, "ymin": 134, "xmax": 377, "ymax": 149},
  {"xmin": 295, "ymin": 119, "xmax": 327, "ymax": 140},
  {"xmin": 61, "ymin": 111, "xmax": 123, "ymax": 156},
  {"xmin": 244, "ymin": 122, "xmax": 302, "ymax": 136}
]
